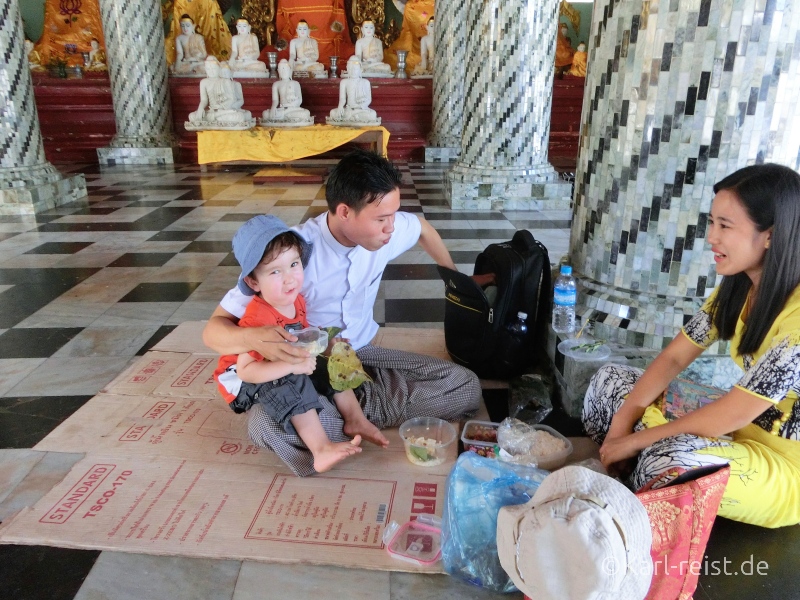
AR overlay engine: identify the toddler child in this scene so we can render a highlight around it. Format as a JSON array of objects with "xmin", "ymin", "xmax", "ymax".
[{"xmin": 213, "ymin": 215, "xmax": 388, "ymax": 473}]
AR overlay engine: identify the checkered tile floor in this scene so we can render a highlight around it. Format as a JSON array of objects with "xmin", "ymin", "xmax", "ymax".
[{"xmin": 0, "ymin": 161, "xmax": 570, "ymax": 599}]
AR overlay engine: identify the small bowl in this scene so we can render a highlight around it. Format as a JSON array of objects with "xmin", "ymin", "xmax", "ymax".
[
  {"xmin": 399, "ymin": 417, "xmax": 457, "ymax": 467},
  {"xmin": 289, "ymin": 327, "xmax": 328, "ymax": 355},
  {"xmin": 461, "ymin": 420, "xmax": 500, "ymax": 459}
]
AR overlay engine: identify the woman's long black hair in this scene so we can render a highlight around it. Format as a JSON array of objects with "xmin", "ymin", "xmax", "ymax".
[{"xmin": 710, "ymin": 164, "xmax": 800, "ymax": 355}]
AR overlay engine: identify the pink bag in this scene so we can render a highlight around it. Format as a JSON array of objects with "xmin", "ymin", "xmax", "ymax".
[{"xmin": 636, "ymin": 464, "xmax": 730, "ymax": 600}]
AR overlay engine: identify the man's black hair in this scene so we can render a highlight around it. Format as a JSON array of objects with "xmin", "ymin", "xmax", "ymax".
[{"xmin": 325, "ymin": 149, "xmax": 403, "ymax": 212}]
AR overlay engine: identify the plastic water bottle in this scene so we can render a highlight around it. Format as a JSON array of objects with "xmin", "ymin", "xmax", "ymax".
[
  {"xmin": 552, "ymin": 265, "xmax": 577, "ymax": 334},
  {"xmin": 508, "ymin": 311, "xmax": 528, "ymax": 337}
]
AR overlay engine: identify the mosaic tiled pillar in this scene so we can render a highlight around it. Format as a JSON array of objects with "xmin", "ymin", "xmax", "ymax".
[
  {"xmin": 96, "ymin": 0, "xmax": 176, "ymax": 165},
  {"xmin": 445, "ymin": 0, "xmax": 572, "ymax": 210},
  {"xmin": 424, "ymin": 0, "xmax": 465, "ymax": 163},
  {"xmin": 571, "ymin": 0, "xmax": 800, "ymax": 350},
  {"xmin": 0, "ymin": 0, "xmax": 86, "ymax": 215}
]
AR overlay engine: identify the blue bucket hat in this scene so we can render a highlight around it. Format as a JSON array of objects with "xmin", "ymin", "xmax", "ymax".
[{"xmin": 232, "ymin": 215, "xmax": 313, "ymax": 296}]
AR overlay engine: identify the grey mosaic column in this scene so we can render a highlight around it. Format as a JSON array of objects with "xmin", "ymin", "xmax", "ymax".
[
  {"xmin": 570, "ymin": 0, "xmax": 800, "ymax": 352},
  {"xmin": 424, "ymin": 0, "xmax": 465, "ymax": 163},
  {"xmin": 445, "ymin": 0, "xmax": 572, "ymax": 210},
  {"xmin": 0, "ymin": 0, "xmax": 86, "ymax": 215},
  {"xmin": 97, "ymin": 0, "xmax": 176, "ymax": 165}
]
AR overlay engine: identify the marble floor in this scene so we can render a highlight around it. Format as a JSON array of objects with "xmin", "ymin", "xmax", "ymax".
[{"xmin": 0, "ymin": 160, "xmax": 572, "ymax": 600}]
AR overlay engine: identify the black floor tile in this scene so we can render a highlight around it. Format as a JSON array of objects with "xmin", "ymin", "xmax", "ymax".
[
  {"xmin": 182, "ymin": 241, "xmax": 233, "ymax": 253},
  {"xmin": 0, "ymin": 232, "xmax": 20, "ymax": 242},
  {"xmin": 107, "ymin": 253, "xmax": 175, "ymax": 267},
  {"xmin": 147, "ymin": 230, "xmax": 204, "ymax": 242},
  {"xmin": 0, "ymin": 395, "xmax": 94, "ymax": 420},
  {"xmin": 384, "ymin": 298, "xmax": 444, "ymax": 323},
  {"xmin": 275, "ymin": 199, "xmax": 314, "ymax": 206},
  {"xmin": 125, "ymin": 199, "xmax": 172, "ymax": 208},
  {"xmin": 65, "ymin": 206, "xmax": 121, "ymax": 215},
  {"xmin": 174, "ymin": 185, "xmax": 232, "ymax": 200},
  {"xmin": 129, "ymin": 206, "xmax": 198, "ymax": 231},
  {"xmin": 301, "ymin": 207, "xmax": 327, "ymax": 222},
  {"xmin": 0, "ymin": 268, "xmax": 100, "ymax": 328},
  {"xmin": 135, "ymin": 325, "xmax": 179, "ymax": 355},
  {"xmin": 383, "ymin": 264, "xmax": 440, "ymax": 280},
  {"xmin": 0, "ymin": 545, "xmax": 100, "ymax": 600},
  {"xmin": 437, "ymin": 229, "xmax": 484, "ymax": 239},
  {"xmin": 219, "ymin": 252, "xmax": 239, "ymax": 266},
  {"xmin": 0, "ymin": 328, "xmax": 84, "ymax": 358},
  {"xmin": 202, "ymin": 199, "xmax": 243, "ymax": 207},
  {"xmin": 449, "ymin": 250, "xmax": 482, "ymax": 264},
  {"xmin": 23, "ymin": 242, "xmax": 95, "ymax": 255},
  {"xmin": 219, "ymin": 213, "xmax": 262, "ymax": 222},
  {"xmin": 118, "ymin": 281, "xmax": 202, "ymax": 302},
  {"xmin": 424, "ymin": 211, "xmax": 505, "ymax": 220},
  {"xmin": 698, "ymin": 517, "xmax": 800, "ymax": 599}
]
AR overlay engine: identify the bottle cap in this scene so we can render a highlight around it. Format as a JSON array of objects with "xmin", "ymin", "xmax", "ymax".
[
  {"xmin": 518, "ymin": 312, "xmax": 527, "ymax": 320},
  {"xmin": 560, "ymin": 265, "xmax": 572, "ymax": 275}
]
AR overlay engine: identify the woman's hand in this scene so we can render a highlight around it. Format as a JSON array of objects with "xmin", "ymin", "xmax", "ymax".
[
  {"xmin": 243, "ymin": 326, "xmax": 310, "ymax": 363},
  {"xmin": 599, "ymin": 433, "xmax": 643, "ymax": 469}
]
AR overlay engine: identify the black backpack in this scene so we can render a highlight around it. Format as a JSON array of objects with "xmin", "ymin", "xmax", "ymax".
[{"xmin": 437, "ymin": 230, "xmax": 551, "ymax": 379}]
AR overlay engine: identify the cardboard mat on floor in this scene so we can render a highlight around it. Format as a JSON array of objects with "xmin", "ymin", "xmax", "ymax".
[{"xmin": 0, "ymin": 324, "xmax": 465, "ymax": 573}]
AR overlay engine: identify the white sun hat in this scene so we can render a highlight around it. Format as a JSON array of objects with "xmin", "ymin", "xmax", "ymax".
[{"xmin": 497, "ymin": 465, "xmax": 653, "ymax": 600}]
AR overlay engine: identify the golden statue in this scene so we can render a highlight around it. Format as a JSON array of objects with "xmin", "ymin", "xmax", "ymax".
[
  {"xmin": 34, "ymin": 0, "xmax": 107, "ymax": 68},
  {"xmin": 164, "ymin": 0, "xmax": 231, "ymax": 64},
  {"xmin": 554, "ymin": 22, "xmax": 574, "ymax": 73},
  {"xmin": 567, "ymin": 41, "xmax": 587, "ymax": 77},
  {"xmin": 384, "ymin": 0, "xmax": 435, "ymax": 72}
]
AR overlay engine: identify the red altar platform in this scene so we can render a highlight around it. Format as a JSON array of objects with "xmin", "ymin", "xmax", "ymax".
[{"xmin": 32, "ymin": 73, "xmax": 584, "ymax": 167}]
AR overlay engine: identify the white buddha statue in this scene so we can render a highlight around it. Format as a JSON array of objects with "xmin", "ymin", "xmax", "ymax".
[
  {"xmin": 288, "ymin": 20, "xmax": 325, "ymax": 76},
  {"xmin": 229, "ymin": 18, "xmax": 268, "ymax": 77},
  {"xmin": 327, "ymin": 58, "xmax": 381, "ymax": 126},
  {"xmin": 86, "ymin": 38, "xmax": 107, "ymax": 71},
  {"xmin": 171, "ymin": 15, "xmax": 208, "ymax": 76},
  {"xmin": 261, "ymin": 60, "xmax": 314, "ymax": 127},
  {"xmin": 185, "ymin": 57, "xmax": 255, "ymax": 130},
  {"xmin": 351, "ymin": 20, "xmax": 392, "ymax": 76},
  {"xmin": 411, "ymin": 16, "xmax": 434, "ymax": 77}
]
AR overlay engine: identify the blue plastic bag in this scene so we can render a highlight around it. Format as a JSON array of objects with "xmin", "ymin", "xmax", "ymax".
[{"xmin": 441, "ymin": 452, "xmax": 548, "ymax": 592}]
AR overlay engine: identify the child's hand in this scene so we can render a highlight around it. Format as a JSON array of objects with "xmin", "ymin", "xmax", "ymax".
[{"xmin": 291, "ymin": 356, "xmax": 317, "ymax": 376}]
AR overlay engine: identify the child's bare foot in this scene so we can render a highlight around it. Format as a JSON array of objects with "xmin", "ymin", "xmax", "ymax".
[
  {"xmin": 344, "ymin": 416, "xmax": 390, "ymax": 448},
  {"xmin": 313, "ymin": 436, "xmax": 362, "ymax": 473}
]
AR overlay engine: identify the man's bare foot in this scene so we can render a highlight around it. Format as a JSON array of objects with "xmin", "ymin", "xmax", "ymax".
[
  {"xmin": 313, "ymin": 436, "xmax": 362, "ymax": 473},
  {"xmin": 344, "ymin": 416, "xmax": 390, "ymax": 448}
]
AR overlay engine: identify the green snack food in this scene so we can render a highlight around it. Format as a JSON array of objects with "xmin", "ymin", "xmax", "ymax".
[
  {"xmin": 327, "ymin": 341, "xmax": 372, "ymax": 391},
  {"xmin": 573, "ymin": 340, "xmax": 605, "ymax": 353},
  {"xmin": 410, "ymin": 445, "xmax": 430, "ymax": 461}
]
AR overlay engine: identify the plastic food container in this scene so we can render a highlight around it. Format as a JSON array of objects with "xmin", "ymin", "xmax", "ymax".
[
  {"xmin": 289, "ymin": 327, "xmax": 328, "ymax": 355},
  {"xmin": 384, "ymin": 515, "xmax": 442, "ymax": 565},
  {"xmin": 399, "ymin": 417, "xmax": 457, "ymax": 467},
  {"xmin": 499, "ymin": 423, "xmax": 573, "ymax": 471},
  {"xmin": 461, "ymin": 420, "xmax": 500, "ymax": 458}
]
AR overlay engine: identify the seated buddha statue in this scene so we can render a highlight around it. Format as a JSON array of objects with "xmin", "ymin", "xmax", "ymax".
[
  {"xmin": 567, "ymin": 41, "xmax": 587, "ymax": 77},
  {"xmin": 229, "ymin": 18, "xmax": 268, "ymax": 76},
  {"xmin": 288, "ymin": 20, "xmax": 325, "ymax": 76},
  {"xmin": 86, "ymin": 38, "xmax": 107, "ymax": 71},
  {"xmin": 410, "ymin": 16, "xmax": 434, "ymax": 77},
  {"xmin": 352, "ymin": 20, "xmax": 392, "ymax": 76},
  {"xmin": 186, "ymin": 57, "xmax": 255, "ymax": 130},
  {"xmin": 555, "ymin": 23, "xmax": 575, "ymax": 74},
  {"xmin": 327, "ymin": 58, "xmax": 381, "ymax": 125},
  {"xmin": 261, "ymin": 60, "xmax": 314, "ymax": 126},
  {"xmin": 171, "ymin": 15, "xmax": 208, "ymax": 76}
]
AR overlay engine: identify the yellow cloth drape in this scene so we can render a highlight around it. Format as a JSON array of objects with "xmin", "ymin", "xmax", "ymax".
[
  {"xmin": 34, "ymin": 0, "xmax": 106, "ymax": 67},
  {"xmin": 197, "ymin": 125, "xmax": 390, "ymax": 164}
]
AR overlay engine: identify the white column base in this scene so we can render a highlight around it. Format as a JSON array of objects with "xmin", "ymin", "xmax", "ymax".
[
  {"xmin": 0, "ymin": 174, "xmax": 87, "ymax": 216},
  {"xmin": 97, "ymin": 146, "xmax": 177, "ymax": 166}
]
